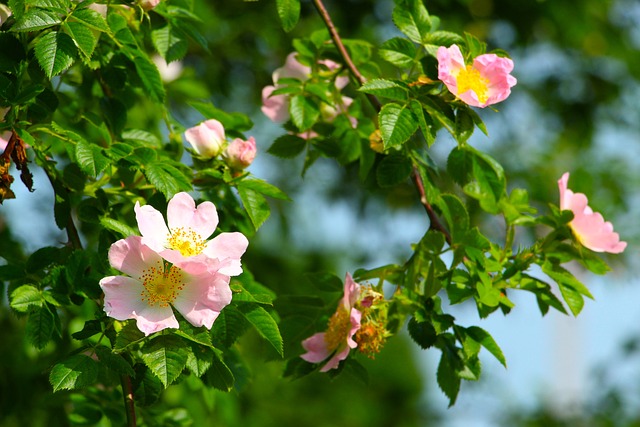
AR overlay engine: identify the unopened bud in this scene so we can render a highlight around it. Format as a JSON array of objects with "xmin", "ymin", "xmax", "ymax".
[
  {"xmin": 224, "ymin": 137, "xmax": 257, "ymax": 170},
  {"xmin": 184, "ymin": 119, "xmax": 226, "ymax": 158}
]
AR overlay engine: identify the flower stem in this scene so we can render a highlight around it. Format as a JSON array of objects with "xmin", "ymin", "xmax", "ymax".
[
  {"xmin": 121, "ymin": 374, "xmax": 137, "ymax": 427},
  {"xmin": 411, "ymin": 167, "xmax": 452, "ymax": 245}
]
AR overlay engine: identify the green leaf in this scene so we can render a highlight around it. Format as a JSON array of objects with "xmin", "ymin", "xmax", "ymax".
[
  {"xmin": 267, "ymin": 134, "xmax": 307, "ymax": 158},
  {"xmin": 188, "ymin": 101, "xmax": 253, "ymax": 132},
  {"xmin": 75, "ymin": 139, "xmax": 109, "ymax": 177},
  {"xmin": 379, "ymin": 37, "xmax": 419, "ymax": 68},
  {"xmin": 238, "ymin": 304, "xmax": 283, "ymax": 356},
  {"xmin": 408, "ymin": 317, "xmax": 437, "ymax": 349},
  {"xmin": 290, "ymin": 95, "xmax": 320, "ymax": 132},
  {"xmin": 376, "ymin": 153, "xmax": 413, "ymax": 188},
  {"xmin": 409, "ymin": 100, "xmax": 435, "ymax": 147},
  {"xmin": 152, "ymin": 24, "xmax": 188, "ymax": 63},
  {"xmin": 359, "ymin": 79, "xmax": 409, "ymax": 101},
  {"xmin": 379, "ymin": 103, "xmax": 418, "ymax": 149},
  {"xmin": 114, "ymin": 321, "xmax": 146, "ymax": 352},
  {"xmin": 392, "ymin": 0, "xmax": 432, "ymax": 44},
  {"xmin": 99, "ymin": 217, "xmax": 139, "ymax": 238},
  {"xmin": 144, "ymin": 161, "xmax": 192, "ymax": 198},
  {"xmin": 50, "ymin": 355, "xmax": 99, "ymax": 392},
  {"xmin": 237, "ymin": 178, "xmax": 290, "ymax": 201},
  {"xmin": 95, "ymin": 346, "xmax": 135, "ymax": 377},
  {"xmin": 62, "ymin": 21, "xmax": 97, "ymax": 59},
  {"xmin": 186, "ymin": 345, "xmax": 214, "ymax": 377},
  {"xmin": 11, "ymin": 9, "xmax": 62, "ymax": 32},
  {"xmin": 436, "ymin": 349, "xmax": 461, "ymax": 406},
  {"xmin": 237, "ymin": 185, "xmax": 270, "ymax": 231},
  {"xmin": 129, "ymin": 50, "xmax": 165, "ymax": 103},
  {"xmin": 541, "ymin": 261, "xmax": 593, "ymax": 316},
  {"xmin": 69, "ymin": 8, "xmax": 110, "ymax": 33},
  {"xmin": 276, "ymin": 0, "xmax": 300, "ymax": 32},
  {"xmin": 140, "ymin": 335, "xmax": 189, "ymax": 388},
  {"xmin": 10, "ymin": 284, "xmax": 44, "ymax": 313},
  {"xmin": 465, "ymin": 326, "xmax": 506, "ymax": 367},
  {"xmin": 72, "ymin": 320, "xmax": 102, "ymax": 340},
  {"xmin": 455, "ymin": 107, "xmax": 475, "ymax": 144},
  {"xmin": 304, "ymin": 271, "xmax": 344, "ymax": 292},
  {"xmin": 206, "ymin": 351, "xmax": 235, "ymax": 392},
  {"xmin": 26, "ymin": 306, "xmax": 55, "ymax": 349},
  {"xmin": 423, "ymin": 31, "xmax": 465, "ymax": 47},
  {"xmin": 34, "ymin": 31, "xmax": 76, "ymax": 79}
]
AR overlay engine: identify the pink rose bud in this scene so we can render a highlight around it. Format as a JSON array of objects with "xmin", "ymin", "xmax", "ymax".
[
  {"xmin": 224, "ymin": 137, "xmax": 257, "ymax": 170},
  {"xmin": 139, "ymin": 0, "xmax": 161, "ymax": 11},
  {"xmin": 184, "ymin": 119, "xmax": 226, "ymax": 158}
]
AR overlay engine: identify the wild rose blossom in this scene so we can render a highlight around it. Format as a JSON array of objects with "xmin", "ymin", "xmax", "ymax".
[
  {"xmin": 558, "ymin": 172, "xmax": 627, "ymax": 253},
  {"xmin": 184, "ymin": 119, "xmax": 226, "ymax": 158},
  {"xmin": 135, "ymin": 192, "xmax": 248, "ymax": 275},
  {"xmin": 261, "ymin": 53, "xmax": 349, "ymax": 124},
  {"xmin": 437, "ymin": 44, "xmax": 517, "ymax": 108},
  {"xmin": 99, "ymin": 236, "xmax": 232, "ymax": 335},
  {"xmin": 301, "ymin": 273, "xmax": 362, "ymax": 372},
  {"xmin": 223, "ymin": 136, "xmax": 257, "ymax": 170}
]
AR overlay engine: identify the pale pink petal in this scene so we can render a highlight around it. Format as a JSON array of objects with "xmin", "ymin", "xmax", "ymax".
[
  {"xmin": 173, "ymin": 272, "xmax": 232, "ymax": 328},
  {"xmin": 133, "ymin": 306, "xmax": 179, "ymax": 335},
  {"xmin": 135, "ymin": 202, "xmax": 170, "ymax": 251},
  {"xmin": 301, "ymin": 333, "xmax": 331, "ymax": 363},
  {"xmin": 320, "ymin": 345, "xmax": 350, "ymax": 372},
  {"xmin": 342, "ymin": 273, "xmax": 361, "ymax": 309},
  {"xmin": 108, "ymin": 236, "xmax": 163, "ymax": 278},
  {"xmin": 437, "ymin": 45, "xmax": 465, "ymax": 94},
  {"xmin": 100, "ymin": 275, "xmax": 147, "ymax": 320},
  {"xmin": 273, "ymin": 53, "xmax": 310, "ymax": 82},
  {"xmin": 203, "ymin": 232, "xmax": 249, "ymax": 276},
  {"xmin": 184, "ymin": 119, "xmax": 225, "ymax": 158},
  {"xmin": 261, "ymin": 85, "xmax": 290, "ymax": 123},
  {"xmin": 474, "ymin": 54, "xmax": 517, "ymax": 106},
  {"xmin": 167, "ymin": 192, "xmax": 218, "ymax": 239}
]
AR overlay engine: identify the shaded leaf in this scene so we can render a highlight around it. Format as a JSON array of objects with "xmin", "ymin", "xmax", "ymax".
[
  {"xmin": 34, "ymin": 31, "xmax": 76, "ymax": 79},
  {"xmin": 50, "ymin": 355, "xmax": 99, "ymax": 392}
]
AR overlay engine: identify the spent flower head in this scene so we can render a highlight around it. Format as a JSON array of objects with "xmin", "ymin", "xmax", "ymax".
[
  {"xmin": 558, "ymin": 172, "xmax": 627, "ymax": 253},
  {"xmin": 437, "ymin": 44, "xmax": 517, "ymax": 108}
]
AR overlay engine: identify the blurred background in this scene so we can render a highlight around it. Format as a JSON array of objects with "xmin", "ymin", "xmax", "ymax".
[{"xmin": 1, "ymin": 0, "xmax": 639, "ymax": 425}]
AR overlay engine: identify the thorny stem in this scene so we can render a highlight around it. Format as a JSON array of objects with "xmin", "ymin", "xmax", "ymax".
[
  {"xmin": 311, "ymin": 0, "xmax": 451, "ymax": 244},
  {"xmin": 121, "ymin": 374, "xmax": 137, "ymax": 427},
  {"xmin": 411, "ymin": 167, "xmax": 452, "ymax": 245},
  {"xmin": 311, "ymin": 0, "xmax": 382, "ymax": 112}
]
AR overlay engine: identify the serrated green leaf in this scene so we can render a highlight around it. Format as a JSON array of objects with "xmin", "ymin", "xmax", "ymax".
[
  {"xmin": 206, "ymin": 351, "xmax": 235, "ymax": 392},
  {"xmin": 76, "ymin": 139, "xmax": 109, "ymax": 177},
  {"xmin": 144, "ymin": 161, "xmax": 192, "ymax": 198},
  {"xmin": 237, "ymin": 178, "xmax": 290, "ymax": 201},
  {"xmin": 152, "ymin": 24, "xmax": 188, "ymax": 63},
  {"xmin": 133, "ymin": 365, "xmax": 163, "ymax": 406},
  {"xmin": 276, "ymin": 0, "xmax": 300, "ymax": 32},
  {"xmin": 423, "ymin": 30, "xmax": 465, "ymax": 47},
  {"xmin": 392, "ymin": 0, "xmax": 432, "ymax": 44},
  {"xmin": 455, "ymin": 107, "xmax": 475, "ymax": 143},
  {"xmin": 267, "ymin": 134, "xmax": 307, "ymax": 158},
  {"xmin": 128, "ymin": 50, "xmax": 165, "ymax": 103},
  {"xmin": 34, "ymin": 31, "xmax": 76, "ymax": 78},
  {"xmin": 465, "ymin": 326, "xmax": 506, "ymax": 367},
  {"xmin": 62, "ymin": 21, "xmax": 97, "ymax": 59},
  {"xmin": 237, "ymin": 185, "xmax": 270, "ymax": 231},
  {"xmin": 376, "ymin": 153, "xmax": 412, "ymax": 188},
  {"xmin": 26, "ymin": 306, "xmax": 55, "ymax": 349},
  {"xmin": 379, "ymin": 37, "xmax": 419, "ymax": 68},
  {"xmin": 71, "ymin": 319, "xmax": 102, "ymax": 340},
  {"xmin": 304, "ymin": 271, "xmax": 343, "ymax": 292},
  {"xmin": 359, "ymin": 79, "xmax": 409, "ymax": 101},
  {"xmin": 114, "ymin": 321, "xmax": 146, "ymax": 352},
  {"xmin": 140, "ymin": 335, "xmax": 189, "ymax": 388},
  {"xmin": 26, "ymin": 246, "xmax": 63, "ymax": 273},
  {"xmin": 541, "ymin": 261, "xmax": 593, "ymax": 316},
  {"xmin": 50, "ymin": 355, "xmax": 99, "ymax": 392},
  {"xmin": 95, "ymin": 346, "xmax": 136, "ymax": 377},
  {"xmin": 409, "ymin": 100, "xmax": 435, "ymax": 147},
  {"xmin": 69, "ymin": 8, "xmax": 110, "ymax": 33},
  {"xmin": 99, "ymin": 217, "xmax": 139, "ymax": 238},
  {"xmin": 238, "ymin": 304, "xmax": 283, "ymax": 356},
  {"xmin": 211, "ymin": 306, "xmax": 249, "ymax": 348},
  {"xmin": 290, "ymin": 95, "xmax": 320, "ymax": 132},
  {"xmin": 408, "ymin": 317, "xmax": 437, "ymax": 349},
  {"xmin": 11, "ymin": 9, "xmax": 62, "ymax": 32},
  {"xmin": 436, "ymin": 349, "xmax": 461, "ymax": 407},
  {"xmin": 186, "ymin": 344, "xmax": 214, "ymax": 377},
  {"xmin": 10, "ymin": 284, "xmax": 44, "ymax": 313},
  {"xmin": 379, "ymin": 103, "xmax": 418, "ymax": 149}
]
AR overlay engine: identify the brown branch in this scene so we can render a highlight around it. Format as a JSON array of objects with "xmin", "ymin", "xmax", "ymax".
[
  {"xmin": 311, "ymin": 0, "xmax": 382, "ymax": 112},
  {"xmin": 412, "ymin": 167, "xmax": 452, "ymax": 245},
  {"xmin": 121, "ymin": 374, "xmax": 137, "ymax": 427}
]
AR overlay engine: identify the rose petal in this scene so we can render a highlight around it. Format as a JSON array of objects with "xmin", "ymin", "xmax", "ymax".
[
  {"xmin": 173, "ymin": 272, "xmax": 232, "ymax": 329},
  {"xmin": 167, "ymin": 192, "xmax": 218, "ymax": 240},
  {"xmin": 135, "ymin": 202, "xmax": 170, "ymax": 252},
  {"xmin": 108, "ymin": 236, "xmax": 163, "ymax": 278},
  {"xmin": 301, "ymin": 333, "xmax": 331, "ymax": 363}
]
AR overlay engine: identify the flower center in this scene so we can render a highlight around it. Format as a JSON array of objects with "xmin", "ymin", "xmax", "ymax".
[
  {"xmin": 456, "ymin": 65, "xmax": 489, "ymax": 104},
  {"xmin": 167, "ymin": 227, "xmax": 206, "ymax": 257},
  {"xmin": 324, "ymin": 308, "xmax": 351, "ymax": 352},
  {"xmin": 139, "ymin": 261, "xmax": 185, "ymax": 307}
]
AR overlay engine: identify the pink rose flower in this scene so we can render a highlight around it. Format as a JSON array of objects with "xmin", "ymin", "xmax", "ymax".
[
  {"xmin": 223, "ymin": 136, "xmax": 257, "ymax": 170},
  {"xmin": 301, "ymin": 273, "xmax": 362, "ymax": 372},
  {"xmin": 134, "ymin": 192, "xmax": 249, "ymax": 275},
  {"xmin": 99, "ymin": 236, "xmax": 232, "ymax": 335},
  {"xmin": 437, "ymin": 44, "xmax": 517, "ymax": 108},
  {"xmin": 558, "ymin": 172, "xmax": 627, "ymax": 253},
  {"xmin": 0, "ymin": 131, "xmax": 10, "ymax": 152},
  {"xmin": 184, "ymin": 119, "xmax": 226, "ymax": 158},
  {"xmin": 261, "ymin": 85, "xmax": 290, "ymax": 123}
]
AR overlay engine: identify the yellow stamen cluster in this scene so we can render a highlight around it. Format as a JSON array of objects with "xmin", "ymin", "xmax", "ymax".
[
  {"xmin": 456, "ymin": 65, "xmax": 489, "ymax": 104},
  {"xmin": 139, "ymin": 260, "xmax": 185, "ymax": 307},
  {"xmin": 354, "ymin": 321, "xmax": 387, "ymax": 359},
  {"xmin": 354, "ymin": 285, "xmax": 388, "ymax": 359},
  {"xmin": 167, "ymin": 227, "xmax": 206, "ymax": 257},
  {"xmin": 323, "ymin": 308, "xmax": 351, "ymax": 352}
]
